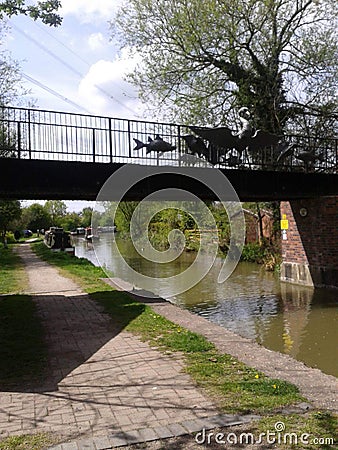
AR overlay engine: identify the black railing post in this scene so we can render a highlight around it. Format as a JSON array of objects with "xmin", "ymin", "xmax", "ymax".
[
  {"xmin": 17, "ymin": 122, "xmax": 21, "ymax": 159},
  {"xmin": 109, "ymin": 118, "xmax": 113, "ymax": 163},
  {"xmin": 177, "ymin": 124, "xmax": 181, "ymax": 167},
  {"xmin": 92, "ymin": 128, "xmax": 96, "ymax": 163},
  {"xmin": 128, "ymin": 120, "xmax": 132, "ymax": 158},
  {"xmin": 28, "ymin": 109, "xmax": 32, "ymax": 159}
]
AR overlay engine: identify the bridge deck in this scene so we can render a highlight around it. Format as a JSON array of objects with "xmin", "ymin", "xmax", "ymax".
[
  {"xmin": 0, "ymin": 106, "xmax": 337, "ymax": 200},
  {"xmin": 0, "ymin": 158, "xmax": 337, "ymax": 201}
]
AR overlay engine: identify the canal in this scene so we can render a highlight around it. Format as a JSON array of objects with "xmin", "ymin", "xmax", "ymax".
[{"xmin": 74, "ymin": 234, "xmax": 338, "ymax": 377}]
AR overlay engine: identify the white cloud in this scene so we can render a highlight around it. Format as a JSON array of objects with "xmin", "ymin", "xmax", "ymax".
[
  {"xmin": 60, "ymin": 0, "xmax": 122, "ymax": 22},
  {"xmin": 88, "ymin": 32, "xmax": 106, "ymax": 51},
  {"xmin": 78, "ymin": 50, "xmax": 145, "ymax": 119}
]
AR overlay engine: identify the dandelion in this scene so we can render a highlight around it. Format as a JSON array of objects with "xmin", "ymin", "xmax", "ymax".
[
  {"xmin": 255, "ymin": 374, "xmax": 259, "ymax": 379},
  {"xmin": 273, "ymin": 384, "xmax": 277, "ymax": 389}
]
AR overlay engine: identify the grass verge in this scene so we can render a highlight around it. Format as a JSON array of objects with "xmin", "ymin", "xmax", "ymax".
[
  {"xmin": 0, "ymin": 433, "xmax": 60, "ymax": 450},
  {"xmin": 0, "ymin": 244, "xmax": 47, "ymax": 387},
  {"xmin": 30, "ymin": 242, "xmax": 337, "ymax": 446},
  {"xmin": 0, "ymin": 244, "xmax": 27, "ymax": 294},
  {"xmin": 0, "ymin": 294, "xmax": 48, "ymax": 387}
]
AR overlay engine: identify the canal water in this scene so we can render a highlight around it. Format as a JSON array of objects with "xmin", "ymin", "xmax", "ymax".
[{"xmin": 74, "ymin": 235, "xmax": 338, "ymax": 377}]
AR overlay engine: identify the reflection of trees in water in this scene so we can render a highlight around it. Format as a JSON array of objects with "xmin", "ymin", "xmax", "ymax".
[
  {"xmin": 195, "ymin": 295, "xmax": 278, "ymax": 342},
  {"xmin": 73, "ymin": 236, "xmax": 338, "ymax": 375}
]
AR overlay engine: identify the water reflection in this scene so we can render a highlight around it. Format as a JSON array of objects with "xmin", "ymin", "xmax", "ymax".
[{"xmin": 74, "ymin": 235, "xmax": 338, "ymax": 377}]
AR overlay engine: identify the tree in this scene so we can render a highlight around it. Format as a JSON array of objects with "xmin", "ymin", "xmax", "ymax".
[
  {"xmin": 44, "ymin": 200, "xmax": 67, "ymax": 226},
  {"xmin": 0, "ymin": 1, "xmax": 62, "ymax": 26},
  {"xmin": 113, "ymin": 0, "xmax": 338, "ymax": 133},
  {"xmin": 80, "ymin": 207, "xmax": 93, "ymax": 228},
  {"xmin": 21, "ymin": 203, "xmax": 51, "ymax": 232},
  {"xmin": 60, "ymin": 213, "xmax": 81, "ymax": 232},
  {"xmin": 0, "ymin": 199, "xmax": 21, "ymax": 246}
]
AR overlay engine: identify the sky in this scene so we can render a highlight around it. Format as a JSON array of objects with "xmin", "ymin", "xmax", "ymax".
[
  {"xmin": 4, "ymin": 0, "xmax": 148, "ymax": 212},
  {"xmin": 6, "ymin": 0, "xmax": 144, "ymax": 119}
]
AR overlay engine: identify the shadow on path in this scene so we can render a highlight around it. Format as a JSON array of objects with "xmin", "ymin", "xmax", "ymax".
[{"xmin": 0, "ymin": 290, "xmax": 145, "ymax": 393}]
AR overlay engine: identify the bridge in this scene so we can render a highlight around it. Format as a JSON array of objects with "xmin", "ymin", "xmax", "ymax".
[
  {"xmin": 0, "ymin": 106, "xmax": 337, "ymax": 288},
  {"xmin": 0, "ymin": 106, "xmax": 337, "ymax": 201}
]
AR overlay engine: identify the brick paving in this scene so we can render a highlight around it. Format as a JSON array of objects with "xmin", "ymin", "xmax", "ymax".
[
  {"xmin": 1, "ymin": 245, "xmax": 254, "ymax": 449},
  {"xmin": 2, "ymin": 245, "xmax": 335, "ymax": 449}
]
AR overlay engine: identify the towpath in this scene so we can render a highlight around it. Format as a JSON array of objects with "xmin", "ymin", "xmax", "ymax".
[{"xmin": 1, "ymin": 244, "xmax": 257, "ymax": 449}]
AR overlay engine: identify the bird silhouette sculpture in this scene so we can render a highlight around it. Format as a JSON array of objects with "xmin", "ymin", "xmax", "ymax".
[
  {"xmin": 181, "ymin": 134, "xmax": 209, "ymax": 159},
  {"xmin": 189, "ymin": 107, "xmax": 281, "ymax": 166}
]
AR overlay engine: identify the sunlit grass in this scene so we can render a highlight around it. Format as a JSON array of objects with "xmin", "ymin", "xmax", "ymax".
[
  {"xmin": 0, "ymin": 433, "xmax": 60, "ymax": 450},
  {"xmin": 0, "ymin": 245, "xmax": 27, "ymax": 294}
]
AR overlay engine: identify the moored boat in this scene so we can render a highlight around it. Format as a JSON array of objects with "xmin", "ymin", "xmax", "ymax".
[{"xmin": 44, "ymin": 227, "xmax": 75, "ymax": 255}]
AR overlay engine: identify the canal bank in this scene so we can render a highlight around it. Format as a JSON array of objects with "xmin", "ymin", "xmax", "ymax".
[
  {"xmin": 1, "ymin": 243, "xmax": 334, "ymax": 449},
  {"xmin": 74, "ymin": 235, "xmax": 338, "ymax": 377},
  {"xmin": 1, "ymin": 246, "xmax": 334, "ymax": 450},
  {"xmin": 105, "ymin": 277, "xmax": 338, "ymax": 414}
]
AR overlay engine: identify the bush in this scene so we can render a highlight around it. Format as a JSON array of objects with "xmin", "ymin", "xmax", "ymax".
[{"xmin": 241, "ymin": 242, "xmax": 266, "ymax": 263}]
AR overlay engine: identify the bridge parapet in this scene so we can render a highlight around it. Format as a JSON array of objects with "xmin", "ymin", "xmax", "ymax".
[{"xmin": 0, "ymin": 106, "xmax": 337, "ymax": 174}]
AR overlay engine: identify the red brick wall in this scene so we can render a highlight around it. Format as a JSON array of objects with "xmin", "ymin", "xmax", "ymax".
[
  {"xmin": 280, "ymin": 197, "xmax": 338, "ymax": 268},
  {"xmin": 244, "ymin": 213, "xmax": 258, "ymax": 243}
]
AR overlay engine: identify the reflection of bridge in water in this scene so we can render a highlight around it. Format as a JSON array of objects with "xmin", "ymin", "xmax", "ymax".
[{"xmin": 0, "ymin": 106, "xmax": 337, "ymax": 200}]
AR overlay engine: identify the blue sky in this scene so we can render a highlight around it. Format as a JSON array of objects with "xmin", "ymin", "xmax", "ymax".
[
  {"xmin": 5, "ymin": 1, "xmax": 147, "ymax": 212},
  {"xmin": 6, "ymin": 0, "xmax": 145, "ymax": 119}
]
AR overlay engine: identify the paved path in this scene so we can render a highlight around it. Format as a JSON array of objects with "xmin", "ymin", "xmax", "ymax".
[
  {"xmin": 108, "ymin": 280, "xmax": 338, "ymax": 414},
  {"xmin": 1, "ymin": 246, "xmax": 336, "ymax": 450},
  {"xmin": 1, "ymin": 245, "xmax": 256, "ymax": 449}
]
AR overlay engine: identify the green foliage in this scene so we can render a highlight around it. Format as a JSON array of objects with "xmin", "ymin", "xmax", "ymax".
[
  {"xmin": 44, "ymin": 200, "xmax": 67, "ymax": 226},
  {"xmin": 240, "ymin": 241, "xmax": 281, "ymax": 271},
  {"xmin": 80, "ymin": 206, "xmax": 93, "ymax": 228},
  {"xmin": 0, "ymin": 200, "xmax": 21, "ymax": 243},
  {"xmin": 187, "ymin": 352, "xmax": 302, "ymax": 413},
  {"xmin": 0, "ymin": 1, "xmax": 62, "ymax": 26},
  {"xmin": 20, "ymin": 203, "xmax": 52, "ymax": 232},
  {"xmin": 113, "ymin": 201, "xmax": 138, "ymax": 236},
  {"xmin": 60, "ymin": 212, "xmax": 81, "ymax": 231},
  {"xmin": 113, "ymin": 0, "xmax": 338, "ymax": 132},
  {"xmin": 241, "ymin": 242, "xmax": 267, "ymax": 263}
]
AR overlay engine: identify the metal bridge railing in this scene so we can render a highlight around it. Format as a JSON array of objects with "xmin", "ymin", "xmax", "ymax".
[{"xmin": 0, "ymin": 106, "xmax": 337, "ymax": 173}]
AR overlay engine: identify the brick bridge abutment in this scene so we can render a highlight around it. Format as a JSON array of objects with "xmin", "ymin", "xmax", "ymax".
[{"xmin": 280, "ymin": 197, "xmax": 338, "ymax": 288}]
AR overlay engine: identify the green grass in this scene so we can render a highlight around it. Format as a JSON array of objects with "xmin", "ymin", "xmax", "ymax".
[
  {"xmin": 0, "ymin": 294, "xmax": 48, "ymax": 387},
  {"xmin": 186, "ymin": 352, "xmax": 301, "ymax": 413},
  {"xmin": 0, "ymin": 433, "xmax": 60, "ymax": 450},
  {"xmin": 0, "ymin": 245, "xmax": 27, "ymax": 294},
  {"xmin": 249, "ymin": 411, "xmax": 337, "ymax": 449}
]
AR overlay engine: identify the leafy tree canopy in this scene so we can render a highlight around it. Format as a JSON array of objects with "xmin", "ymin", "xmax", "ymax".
[
  {"xmin": 0, "ymin": 0, "xmax": 62, "ymax": 26},
  {"xmin": 0, "ymin": 199, "xmax": 21, "ymax": 243},
  {"xmin": 113, "ymin": 0, "xmax": 338, "ymax": 134},
  {"xmin": 44, "ymin": 200, "xmax": 67, "ymax": 226},
  {"xmin": 21, "ymin": 203, "xmax": 52, "ymax": 231}
]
